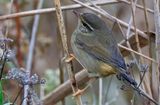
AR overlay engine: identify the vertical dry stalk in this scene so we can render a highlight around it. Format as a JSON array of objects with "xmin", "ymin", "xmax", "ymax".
[
  {"xmin": 125, "ymin": 0, "xmax": 141, "ymax": 74},
  {"xmin": 4, "ymin": 0, "xmax": 14, "ymax": 38},
  {"xmin": 130, "ymin": 0, "xmax": 141, "ymax": 57},
  {"xmin": 23, "ymin": 0, "xmax": 44, "ymax": 105},
  {"xmin": 141, "ymin": 0, "xmax": 149, "ymax": 33},
  {"xmin": 13, "ymin": 0, "xmax": 23, "ymax": 67},
  {"xmin": 142, "ymin": 0, "xmax": 158, "ymax": 101},
  {"xmin": 153, "ymin": 0, "xmax": 160, "ymax": 103},
  {"xmin": 123, "ymin": 0, "xmax": 143, "ymax": 81},
  {"xmin": 53, "ymin": 0, "xmax": 83, "ymax": 105}
]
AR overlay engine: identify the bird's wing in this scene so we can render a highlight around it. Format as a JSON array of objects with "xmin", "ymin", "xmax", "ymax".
[{"xmin": 75, "ymin": 38, "xmax": 126, "ymax": 72}]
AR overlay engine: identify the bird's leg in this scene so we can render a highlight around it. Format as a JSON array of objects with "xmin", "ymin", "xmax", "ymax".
[
  {"xmin": 116, "ymin": 73, "xmax": 122, "ymax": 80},
  {"xmin": 73, "ymin": 85, "xmax": 90, "ymax": 97},
  {"xmin": 65, "ymin": 54, "xmax": 75, "ymax": 62},
  {"xmin": 117, "ymin": 73, "xmax": 133, "ymax": 90},
  {"xmin": 73, "ymin": 77, "xmax": 96, "ymax": 96}
]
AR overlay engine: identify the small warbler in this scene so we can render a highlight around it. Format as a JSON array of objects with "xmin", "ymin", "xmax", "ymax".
[{"xmin": 71, "ymin": 12, "xmax": 137, "ymax": 86}]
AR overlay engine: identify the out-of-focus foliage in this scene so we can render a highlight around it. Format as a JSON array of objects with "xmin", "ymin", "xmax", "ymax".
[
  {"xmin": 3, "ymin": 103, "xmax": 13, "ymax": 105},
  {"xmin": 44, "ymin": 69, "xmax": 60, "ymax": 94},
  {"xmin": 0, "ymin": 0, "xmax": 10, "ymax": 3}
]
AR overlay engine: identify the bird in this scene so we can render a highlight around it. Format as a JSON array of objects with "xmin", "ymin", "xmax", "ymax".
[{"xmin": 71, "ymin": 11, "xmax": 136, "ymax": 84}]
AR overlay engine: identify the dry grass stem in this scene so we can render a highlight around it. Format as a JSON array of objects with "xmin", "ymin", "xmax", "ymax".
[
  {"xmin": 54, "ymin": 0, "xmax": 83, "ymax": 105},
  {"xmin": 153, "ymin": 0, "xmax": 160, "ymax": 103}
]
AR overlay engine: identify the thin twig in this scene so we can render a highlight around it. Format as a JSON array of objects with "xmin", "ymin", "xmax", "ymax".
[
  {"xmin": 59, "ymin": 59, "xmax": 65, "ymax": 105},
  {"xmin": 118, "ymin": 44, "xmax": 157, "ymax": 63},
  {"xmin": 141, "ymin": 0, "xmax": 150, "ymax": 34},
  {"xmin": 116, "ymin": 21, "xmax": 126, "ymax": 38},
  {"xmin": 86, "ymin": 0, "xmax": 107, "ymax": 13},
  {"xmin": 130, "ymin": 0, "xmax": 142, "ymax": 59},
  {"xmin": 53, "ymin": 0, "xmax": 83, "ymax": 105},
  {"xmin": 12, "ymin": 87, "xmax": 23, "ymax": 105},
  {"xmin": 130, "ymin": 0, "xmax": 147, "ymax": 91},
  {"xmin": 121, "ymin": 0, "xmax": 142, "ymax": 75},
  {"xmin": 22, "ymin": 0, "xmax": 44, "ymax": 105},
  {"xmin": 126, "ymin": 0, "xmax": 137, "ymax": 39}
]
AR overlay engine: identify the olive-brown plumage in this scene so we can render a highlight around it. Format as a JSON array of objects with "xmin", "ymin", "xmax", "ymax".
[{"xmin": 71, "ymin": 12, "xmax": 127, "ymax": 78}]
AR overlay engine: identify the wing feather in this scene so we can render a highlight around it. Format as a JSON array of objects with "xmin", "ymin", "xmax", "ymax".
[{"xmin": 76, "ymin": 38, "xmax": 126, "ymax": 72}]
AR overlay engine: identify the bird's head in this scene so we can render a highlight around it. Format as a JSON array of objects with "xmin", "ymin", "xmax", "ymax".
[{"xmin": 73, "ymin": 11, "xmax": 106, "ymax": 36}]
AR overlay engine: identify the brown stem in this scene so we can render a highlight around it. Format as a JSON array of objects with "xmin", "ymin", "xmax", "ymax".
[{"xmin": 14, "ymin": 0, "xmax": 23, "ymax": 67}]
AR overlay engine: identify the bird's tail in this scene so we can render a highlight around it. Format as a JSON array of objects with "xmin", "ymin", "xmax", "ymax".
[{"xmin": 117, "ymin": 70, "xmax": 158, "ymax": 105}]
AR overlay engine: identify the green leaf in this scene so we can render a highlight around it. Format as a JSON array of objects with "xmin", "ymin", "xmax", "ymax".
[{"xmin": 0, "ymin": 81, "xmax": 3, "ymax": 105}]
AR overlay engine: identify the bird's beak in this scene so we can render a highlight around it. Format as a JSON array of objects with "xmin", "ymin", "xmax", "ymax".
[
  {"xmin": 73, "ymin": 10, "xmax": 85, "ymax": 23},
  {"xmin": 73, "ymin": 10, "xmax": 80, "ymax": 17}
]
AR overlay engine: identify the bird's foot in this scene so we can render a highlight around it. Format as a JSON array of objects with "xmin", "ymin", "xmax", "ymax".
[
  {"xmin": 65, "ymin": 54, "xmax": 75, "ymax": 62},
  {"xmin": 116, "ymin": 74, "xmax": 122, "ymax": 80},
  {"xmin": 73, "ymin": 86, "xmax": 89, "ymax": 96},
  {"xmin": 73, "ymin": 78, "xmax": 96, "ymax": 97}
]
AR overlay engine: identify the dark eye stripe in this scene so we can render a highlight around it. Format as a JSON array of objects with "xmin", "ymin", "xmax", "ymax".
[{"xmin": 82, "ymin": 21, "xmax": 93, "ymax": 31}]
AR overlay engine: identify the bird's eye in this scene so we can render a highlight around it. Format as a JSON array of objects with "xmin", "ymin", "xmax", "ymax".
[{"xmin": 81, "ymin": 21, "xmax": 93, "ymax": 31}]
